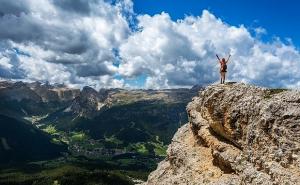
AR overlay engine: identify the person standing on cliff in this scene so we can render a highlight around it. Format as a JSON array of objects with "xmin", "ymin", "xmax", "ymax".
[{"xmin": 216, "ymin": 54, "xmax": 231, "ymax": 84}]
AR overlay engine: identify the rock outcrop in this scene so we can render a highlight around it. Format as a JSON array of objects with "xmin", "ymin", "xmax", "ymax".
[
  {"xmin": 65, "ymin": 86, "xmax": 107, "ymax": 118},
  {"xmin": 143, "ymin": 83, "xmax": 300, "ymax": 185}
]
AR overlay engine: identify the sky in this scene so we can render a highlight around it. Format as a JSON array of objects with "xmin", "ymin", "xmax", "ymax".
[
  {"xmin": 0, "ymin": 0, "xmax": 300, "ymax": 89},
  {"xmin": 134, "ymin": 0, "xmax": 300, "ymax": 47}
]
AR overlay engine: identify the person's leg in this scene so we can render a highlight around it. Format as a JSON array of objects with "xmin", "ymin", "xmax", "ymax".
[
  {"xmin": 221, "ymin": 72, "xmax": 225, "ymax": 84},
  {"xmin": 223, "ymin": 72, "xmax": 226, "ymax": 84}
]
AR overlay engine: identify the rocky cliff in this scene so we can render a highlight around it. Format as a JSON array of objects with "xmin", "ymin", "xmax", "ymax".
[{"xmin": 143, "ymin": 83, "xmax": 300, "ymax": 185}]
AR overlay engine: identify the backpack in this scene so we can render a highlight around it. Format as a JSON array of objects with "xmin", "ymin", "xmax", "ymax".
[{"xmin": 221, "ymin": 62, "xmax": 227, "ymax": 72}]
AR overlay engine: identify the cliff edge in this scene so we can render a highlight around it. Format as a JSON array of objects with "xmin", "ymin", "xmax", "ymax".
[{"xmin": 143, "ymin": 83, "xmax": 300, "ymax": 185}]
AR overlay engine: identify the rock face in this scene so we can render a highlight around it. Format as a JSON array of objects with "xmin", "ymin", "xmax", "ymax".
[
  {"xmin": 66, "ymin": 86, "xmax": 107, "ymax": 118},
  {"xmin": 143, "ymin": 83, "xmax": 300, "ymax": 185},
  {"xmin": 0, "ymin": 81, "xmax": 79, "ymax": 102},
  {"xmin": 0, "ymin": 81, "xmax": 42, "ymax": 102},
  {"xmin": 28, "ymin": 81, "xmax": 80, "ymax": 102}
]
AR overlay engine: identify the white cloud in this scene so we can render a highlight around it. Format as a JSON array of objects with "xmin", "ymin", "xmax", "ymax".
[
  {"xmin": 119, "ymin": 10, "xmax": 300, "ymax": 88},
  {"xmin": 0, "ymin": 56, "xmax": 12, "ymax": 69},
  {"xmin": 1, "ymin": 1, "xmax": 300, "ymax": 89},
  {"xmin": 0, "ymin": 0, "xmax": 130, "ymax": 88},
  {"xmin": 255, "ymin": 27, "xmax": 267, "ymax": 36}
]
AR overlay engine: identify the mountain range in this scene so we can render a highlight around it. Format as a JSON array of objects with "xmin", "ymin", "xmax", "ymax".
[{"xmin": 0, "ymin": 80, "xmax": 202, "ymax": 185}]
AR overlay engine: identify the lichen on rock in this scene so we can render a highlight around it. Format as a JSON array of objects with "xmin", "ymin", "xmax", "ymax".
[{"xmin": 142, "ymin": 83, "xmax": 300, "ymax": 185}]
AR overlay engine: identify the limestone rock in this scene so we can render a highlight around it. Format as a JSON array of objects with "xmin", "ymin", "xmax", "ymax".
[{"xmin": 143, "ymin": 83, "xmax": 300, "ymax": 185}]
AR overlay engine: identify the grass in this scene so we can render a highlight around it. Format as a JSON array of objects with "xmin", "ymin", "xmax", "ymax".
[
  {"xmin": 129, "ymin": 143, "xmax": 149, "ymax": 155},
  {"xmin": 0, "ymin": 134, "xmax": 164, "ymax": 184},
  {"xmin": 51, "ymin": 138, "xmax": 62, "ymax": 145},
  {"xmin": 104, "ymin": 135, "xmax": 123, "ymax": 145},
  {"xmin": 152, "ymin": 142, "xmax": 167, "ymax": 157},
  {"xmin": 0, "ymin": 154, "xmax": 160, "ymax": 185},
  {"xmin": 43, "ymin": 125, "xmax": 58, "ymax": 135},
  {"xmin": 0, "ymin": 164, "xmax": 135, "ymax": 185},
  {"xmin": 70, "ymin": 132, "xmax": 88, "ymax": 142},
  {"xmin": 127, "ymin": 141, "xmax": 167, "ymax": 156}
]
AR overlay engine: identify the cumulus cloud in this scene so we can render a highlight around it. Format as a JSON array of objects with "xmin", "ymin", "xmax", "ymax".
[
  {"xmin": 0, "ymin": 0, "xmax": 130, "ymax": 89},
  {"xmin": 0, "ymin": 1, "xmax": 300, "ymax": 89},
  {"xmin": 119, "ymin": 10, "xmax": 300, "ymax": 89}
]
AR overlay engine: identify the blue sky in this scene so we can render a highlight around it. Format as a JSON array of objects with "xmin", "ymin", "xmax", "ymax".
[{"xmin": 133, "ymin": 0, "xmax": 300, "ymax": 47}]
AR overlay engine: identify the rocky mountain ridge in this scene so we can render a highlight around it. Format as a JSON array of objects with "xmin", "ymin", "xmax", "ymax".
[
  {"xmin": 0, "ymin": 81, "xmax": 80, "ymax": 102},
  {"xmin": 0, "ymin": 80, "xmax": 202, "ymax": 119},
  {"xmin": 0, "ymin": 80, "xmax": 203, "ymax": 160},
  {"xmin": 143, "ymin": 83, "xmax": 300, "ymax": 185},
  {"xmin": 0, "ymin": 80, "xmax": 204, "ymax": 184}
]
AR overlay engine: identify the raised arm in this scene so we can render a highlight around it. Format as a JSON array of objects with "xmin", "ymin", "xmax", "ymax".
[
  {"xmin": 216, "ymin": 54, "xmax": 221, "ymax": 62},
  {"xmin": 226, "ymin": 54, "xmax": 231, "ymax": 63}
]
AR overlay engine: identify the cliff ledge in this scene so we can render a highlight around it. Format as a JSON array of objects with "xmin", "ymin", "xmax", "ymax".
[{"xmin": 143, "ymin": 83, "xmax": 300, "ymax": 185}]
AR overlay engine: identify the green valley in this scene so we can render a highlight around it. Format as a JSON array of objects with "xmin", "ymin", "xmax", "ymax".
[{"xmin": 0, "ymin": 81, "xmax": 202, "ymax": 185}]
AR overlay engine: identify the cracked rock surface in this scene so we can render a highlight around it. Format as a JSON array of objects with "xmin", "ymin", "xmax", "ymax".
[{"xmin": 142, "ymin": 83, "xmax": 300, "ymax": 185}]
